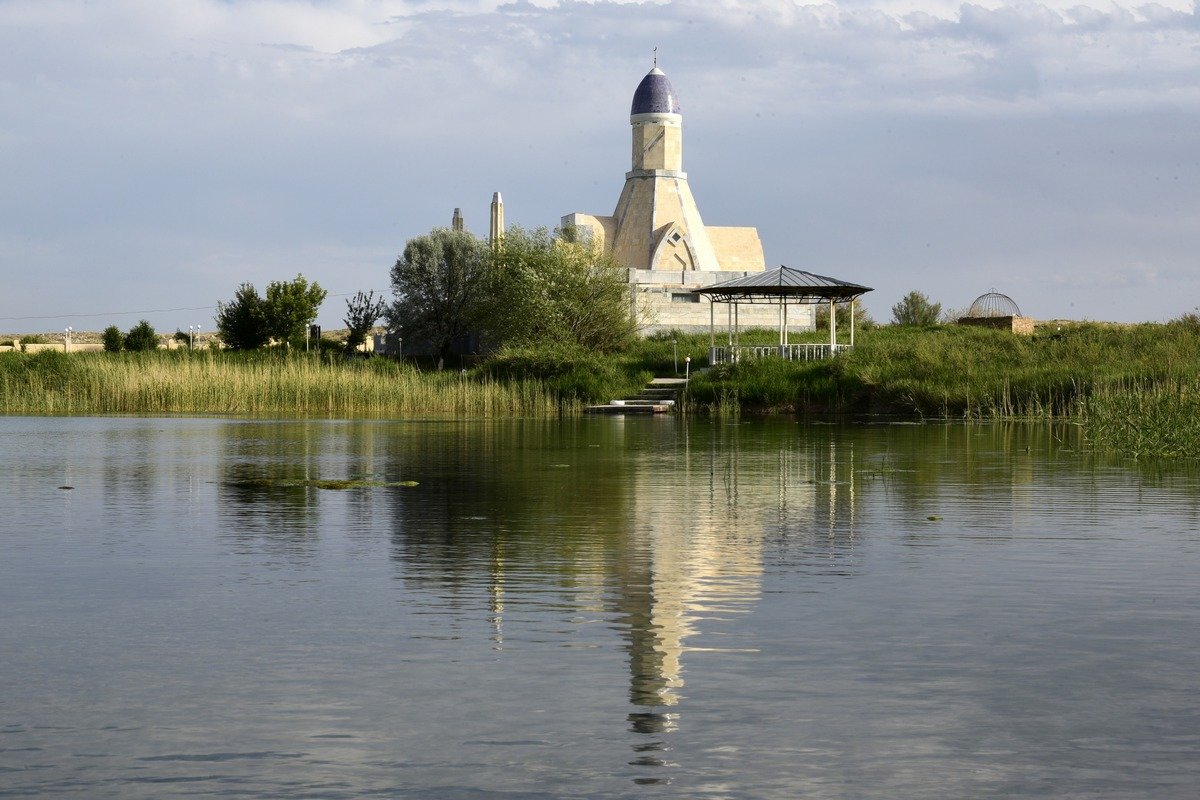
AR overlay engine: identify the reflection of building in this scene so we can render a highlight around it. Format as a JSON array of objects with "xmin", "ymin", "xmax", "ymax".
[{"xmin": 562, "ymin": 67, "xmax": 815, "ymax": 334}]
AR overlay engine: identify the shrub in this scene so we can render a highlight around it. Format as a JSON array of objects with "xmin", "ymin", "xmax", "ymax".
[
  {"xmin": 102, "ymin": 326, "xmax": 124, "ymax": 352},
  {"xmin": 484, "ymin": 343, "xmax": 646, "ymax": 402},
  {"xmin": 891, "ymin": 291, "xmax": 942, "ymax": 326},
  {"xmin": 216, "ymin": 283, "xmax": 270, "ymax": 350},
  {"xmin": 123, "ymin": 320, "xmax": 159, "ymax": 352}
]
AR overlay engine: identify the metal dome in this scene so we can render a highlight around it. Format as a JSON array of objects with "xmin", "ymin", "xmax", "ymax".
[
  {"xmin": 630, "ymin": 67, "xmax": 681, "ymax": 116},
  {"xmin": 966, "ymin": 291, "xmax": 1022, "ymax": 318}
]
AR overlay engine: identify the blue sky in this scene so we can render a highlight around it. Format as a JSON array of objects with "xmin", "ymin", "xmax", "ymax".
[{"xmin": 2, "ymin": 0, "xmax": 1197, "ymax": 333}]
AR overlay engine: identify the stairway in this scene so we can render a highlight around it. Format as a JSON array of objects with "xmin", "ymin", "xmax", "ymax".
[{"xmin": 585, "ymin": 377, "xmax": 688, "ymax": 414}]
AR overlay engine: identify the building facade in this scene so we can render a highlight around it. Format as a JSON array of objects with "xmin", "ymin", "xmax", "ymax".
[{"xmin": 562, "ymin": 67, "xmax": 813, "ymax": 334}]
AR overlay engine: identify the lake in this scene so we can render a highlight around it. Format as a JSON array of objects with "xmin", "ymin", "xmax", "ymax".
[{"xmin": 1, "ymin": 416, "xmax": 1198, "ymax": 798}]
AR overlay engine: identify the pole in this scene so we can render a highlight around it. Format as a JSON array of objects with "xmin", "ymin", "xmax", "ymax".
[
  {"xmin": 850, "ymin": 299, "xmax": 856, "ymax": 347},
  {"xmin": 673, "ymin": 338, "xmax": 678, "ymax": 376},
  {"xmin": 829, "ymin": 298, "xmax": 836, "ymax": 352}
]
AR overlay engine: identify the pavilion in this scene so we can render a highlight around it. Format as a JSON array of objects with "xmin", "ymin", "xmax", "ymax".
[{"xmin": 694, "ymin": 266, "xmax": 873, "ymax": 365}]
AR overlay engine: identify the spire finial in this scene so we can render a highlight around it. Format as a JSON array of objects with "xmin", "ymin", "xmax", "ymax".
[{"xmin": 653, "ymin": 46, "xmax": 657, "ymax": 68}]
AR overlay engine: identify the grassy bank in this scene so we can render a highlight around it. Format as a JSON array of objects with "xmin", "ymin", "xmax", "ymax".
[
  {"xmin": 684, "ymin": 322, "xmax": 1200, "ymax": 457},
  {"xmin": 6, "ymin": 323, "xmax": 1200, "ymax": 458},
  {"xmin": 0, "ymin": 350, "xmax": 572, "ymax": 417},
  {"xmin": 688, "ymin": 323, "xmax": 1200, "ymax": 416}
]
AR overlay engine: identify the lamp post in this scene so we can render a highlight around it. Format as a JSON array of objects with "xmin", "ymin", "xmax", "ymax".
[
  {"xmin": 188, "ymin": 325, "xmax": 195, "ymax": 350},
  {"xmin": 64, "ymin": 327, "xmax": 72, "ymax": 353},
  {"xmin": 684, "ymin": 355, "xmax": 691, "ymax": 383},
  {"xmin": 673, "ymin": 338, "xmax": 678, "ymax": 376}
]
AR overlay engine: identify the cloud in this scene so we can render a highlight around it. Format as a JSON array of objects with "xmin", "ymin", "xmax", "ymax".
[{"xmin": 1, "ymin": 1, "xmax": 1198, "ymax": 329}]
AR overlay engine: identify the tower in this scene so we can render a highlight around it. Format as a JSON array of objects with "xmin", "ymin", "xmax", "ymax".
[
  {"xmin": 490, "ymin": 192, "xmax": 504, "ymax": 245},
  {"xmin": 608, "ymin": 67, "xmax": 723, "ymax": 272},
  {"xmin": 561, "ymin": 65, "xmax": 770, "ymax": 332}
]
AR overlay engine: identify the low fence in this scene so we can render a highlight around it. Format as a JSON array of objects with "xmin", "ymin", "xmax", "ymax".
[{"xmin": 709, "ymin": 343, "xmax": 852, "ymax": 365}]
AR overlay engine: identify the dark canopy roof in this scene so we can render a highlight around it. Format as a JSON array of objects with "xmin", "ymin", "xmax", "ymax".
[
  {"xmin": 695, "ymin": 266, "xmax": 873, "ymax": 304},
  {"xmin": 631, "ymin": 67, "xmax": 681, "ymax": 116}
]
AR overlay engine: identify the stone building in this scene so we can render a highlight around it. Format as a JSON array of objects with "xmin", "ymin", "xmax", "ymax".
[{"xmin": 562, "ymin": 66, "xmax": 812, "ymax": 334}]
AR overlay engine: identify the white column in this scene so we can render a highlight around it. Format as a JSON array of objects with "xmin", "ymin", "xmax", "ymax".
[{"xmin": 829, "ymin": 298, "xmax": 836, "ymax": 350}]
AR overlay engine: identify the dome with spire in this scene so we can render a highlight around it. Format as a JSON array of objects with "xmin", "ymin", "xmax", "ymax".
[{"xmin": 630, "ymin": 67, "xmax": 681, "ymax": 116}]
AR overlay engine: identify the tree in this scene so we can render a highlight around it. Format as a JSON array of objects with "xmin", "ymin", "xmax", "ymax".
[
  {"xmin": 123, "ymin": 320, "xmax": 159, "ymax": 352},
  {"xmin": 816, "ymin": 297, "xmax": 874, "ymax": 332},
  {"xmin": 891, "ymin": 291, "xmax": 942, "ymax": 326},
  {"xmin": 344, "ymin": 290, "xmax": 386, "ymax": 354},
  {"xmin": 264, "ymin": 274, "xmax": 327, "ymax": 348},
  {"xmin": 102, "ymin": 325, "xmax": 123, "ymax": 352},
  {"xmin": 216, "ymin": 283, "xmax": 270, "ymax": 350},
  {"xmin": 386, "ymin": 228, "xmax": 490, "ymax": 367},
  {"xmin": 480, "ymin": 226, "xmax": 636, "ymax": 353}
]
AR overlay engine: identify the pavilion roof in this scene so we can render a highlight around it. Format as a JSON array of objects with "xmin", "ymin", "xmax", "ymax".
[{"xmin": 695, "ymin": 266, "xmax": 872, "ymax": 304}]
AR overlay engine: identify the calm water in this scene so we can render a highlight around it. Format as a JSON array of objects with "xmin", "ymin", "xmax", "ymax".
[{"xmin": 1, "ymin": 417, "xmax": 1198, "ymax": 798}]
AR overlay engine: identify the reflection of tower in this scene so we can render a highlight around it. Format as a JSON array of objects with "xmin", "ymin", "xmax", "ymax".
[{"xmin": 489, "ymin": 532, "xmax": 504, "ymax": 650}]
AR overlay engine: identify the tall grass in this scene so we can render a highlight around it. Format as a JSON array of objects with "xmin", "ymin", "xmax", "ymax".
[
  {"xmin": 1080, "ymin": 379, "xmax": 1200, "ymax": 459},
  {"xmin": 0, "ymin": 350, "xmax": 573, "ymax": 417},
  {"xmin": 688, "ymin": 322, "xmax": 1200, "ymax": 420}
]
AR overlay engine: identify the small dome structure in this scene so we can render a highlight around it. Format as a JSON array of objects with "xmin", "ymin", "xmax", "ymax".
[
  {"xmin": 966, "ymin": 291, "xmax": 1021, "ymax": 318},
  {"xmin": 631, "ymin": 67, "xmax": 681, "ymax": 116}
]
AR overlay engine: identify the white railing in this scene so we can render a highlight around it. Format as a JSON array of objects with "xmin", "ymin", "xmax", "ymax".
[{"xmin": 708, "ymin": 343, "xmax": 852, "ymax": 365}]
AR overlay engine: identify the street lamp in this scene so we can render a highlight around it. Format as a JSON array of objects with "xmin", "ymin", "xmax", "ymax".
[
  {"xmin": 64, "ymin": 327, "xmax": 72, "ymax": 353},
  {"xmin": 188, "ymin": 325, "xmax": 196, "ymax": 350}
]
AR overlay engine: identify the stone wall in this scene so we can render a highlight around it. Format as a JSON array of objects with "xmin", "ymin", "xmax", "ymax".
[{"xmin": 957, "ymin": 315, "xmax": 1035, "ymax": 335}]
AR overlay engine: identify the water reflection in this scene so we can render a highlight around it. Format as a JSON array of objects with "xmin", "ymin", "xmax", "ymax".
[
  {"xmin": 200, "ymin": 418, "xmax": 1200, "ymax": 791},
  {"xmin": 5, "ymin": 416, "xmax": 1200, "ymax": 797}
]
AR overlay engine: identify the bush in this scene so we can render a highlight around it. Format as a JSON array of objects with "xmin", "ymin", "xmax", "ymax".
[
  {"xmin": 102, "ymin": 326, "xmax": 123, "ymax": 352},
  {"xmin": 216, "ymin": 283, "xmax": 270, "ymax": 350},
  {"xmin": 484, "ymin": 343, "xmax": 647, "ymax": 402},
  {"xmin": 891, "ymin": 291, "xmax": 942, "ymax": 326},
  {"xmin": 124, "ymin": 320, "xmax": 159, "ymax": 352},
  {"xmin": 19, "ymin": 335, "xmax": 49, "ymax": 347}
]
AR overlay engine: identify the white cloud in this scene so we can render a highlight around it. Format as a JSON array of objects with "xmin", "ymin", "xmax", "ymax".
[{"xmin": 1, "ymin": 0, "xmax": 1198, "ymax": 328}]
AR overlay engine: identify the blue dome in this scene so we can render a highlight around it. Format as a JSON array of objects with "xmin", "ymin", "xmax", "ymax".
[{"xmin": 630, "ymin": 67, "xmax": 680, "ymax": 116}]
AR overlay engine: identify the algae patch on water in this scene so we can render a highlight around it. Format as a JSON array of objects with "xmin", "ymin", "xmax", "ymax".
[{"xmin": 224, "ymin": 477, "xmax": 419, "ymax": 491}]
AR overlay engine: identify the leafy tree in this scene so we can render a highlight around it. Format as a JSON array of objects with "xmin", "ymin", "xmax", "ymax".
[
  {"xmin": 264, "ymin": 274, "xmax": 327, "ymax": 348},
  {"xmin": 102, "ymin": 326, "xmax": 123, "ymax": 352},
  {"xmin": 344, "ymin": 290, "xmax": 386, "ymax": 354},
  {"xmin": 480, "ymin": 226, "xmax": 636, "ymax": 353},
  {"xmin": 386, "ymin": 228, "xmax": 490, "ymax": 367},
  {"xmin": 215, "ymin": 283, "xmax": 270, "ymax": 350},
  {"xmin": 891, "ymin": 291, "xmax": 942, "ymax": 326},
  {"xmin": 816, "ymin": 297, "xmax": 874, "ymax": 332},
  {"xmin": 123, "ymin": 320, "xmax": 159, "ymax": 352}
]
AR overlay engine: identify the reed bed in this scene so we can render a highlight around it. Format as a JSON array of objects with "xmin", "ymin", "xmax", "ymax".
[
  {"xmin": 1079, "ymin": 378, "xmax": 1200, "ymax": 459},
  {"xmin": 0, "ymin": 351, "xmax": 573, "ymax": 418},
  {"xmin": 687, "ymin": 321, "xmax": 1200, "ymax": 422}
]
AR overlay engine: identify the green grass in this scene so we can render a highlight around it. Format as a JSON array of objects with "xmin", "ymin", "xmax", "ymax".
[
  {"xmin": 1080, "ymin": 379, "xmax": 1200, "ymax": 459},
  {"xmin": 0, "ymin": 349, "xmax": 573, "ymax": 417},
  {"xmin": 684, "ymin": 322, "xmax": 1200, "ymax": 457}
]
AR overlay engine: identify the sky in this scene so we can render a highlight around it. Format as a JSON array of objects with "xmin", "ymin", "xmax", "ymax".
[{"xmin": 1, "ymin": 0, "xmax": 1198, "ymax": 333}]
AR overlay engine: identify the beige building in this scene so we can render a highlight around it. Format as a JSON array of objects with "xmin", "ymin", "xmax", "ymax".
[{"xmin": 562, "ymin": 67, "xmax": 814, "ymax": 334}]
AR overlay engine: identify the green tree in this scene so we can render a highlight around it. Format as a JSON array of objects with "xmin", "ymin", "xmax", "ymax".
[
  {"xmin": 386, "ymin": 228, "xmax": 490, "ymax": 367},
  {"xmin": 891, "ymin": 291, "xmax": 942, "ymax": 326},
  {"xmin": 123, "ymin": 320, "xmax": 159, "ymax": 352},
  {"xmin": 344, "ymin": 290, "xmax": 386, "ymax": 354},
  {"xmin": 215, "ymin": 283, "xmax": 270, "ymax": 350},
  {"xmin": 480, "ymin": 226, "xmax": 636, "ymax": 353},
  {"xmin": 264, "ymin": 274, "xmax": 327, "ymax": 348},
  {"xmin": 102, "ymin": 325, "xmax": 123, "ymax": 352},
  {"xmin": 816, "ymin": 297, "xmax": 874, "ymax": 332}
]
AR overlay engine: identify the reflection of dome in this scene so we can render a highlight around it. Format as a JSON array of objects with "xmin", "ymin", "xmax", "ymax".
[
  {"xmin": 631, "ymin": 67, "xmax": 681, "ymax": 116},
  {"xmin": 967, "ymin": 291, "xmax": 1021, "ymax": 318}
]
